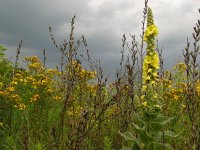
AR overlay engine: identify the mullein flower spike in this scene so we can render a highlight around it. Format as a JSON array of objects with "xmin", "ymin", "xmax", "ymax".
[{"xmin": 142, "ymin": 7, "xmax": 160, "ymax": 86}]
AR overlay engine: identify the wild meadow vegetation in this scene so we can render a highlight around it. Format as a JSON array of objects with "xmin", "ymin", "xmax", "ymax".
[{"xmin": 0, "ymin": 1, "xmax": 200, "ymax": 149}]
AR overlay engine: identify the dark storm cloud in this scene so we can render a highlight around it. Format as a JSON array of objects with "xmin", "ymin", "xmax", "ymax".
[
  {"xmin": 0, "ymin": 0, "xmax": 90, "ymax": 46},
  {"xmin": 0, "ymin": 0, "xmax": 199, "ymax": 72},
  {"xmin": 0, "ymin": 0, "xmax": 93, "ymax": 68}
]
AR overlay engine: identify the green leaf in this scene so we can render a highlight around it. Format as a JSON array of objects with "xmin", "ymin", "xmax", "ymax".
[
  {"xmin": 35, "ymin": 143, "xmax": 46, "ymax": 150},
  {"xmin": 163, "ymin": 131, "xmax": 178, "ymax": 138},
  {"xmin": 159, "ymin": 117, "xmax": 175, "ymax": 126},
  {"xmin": 0, "ymin": 45, "xmax": 7, "ymax": 58},
  {"xmin": 119, "ymin": 131, "xmax": 143, "ymax": 149},
  {"xmin": 119, "ymin": 131, "xmax": 136, "ymax": 142},
  {"xmin": 149, "ymin": 142, "xmax": 173, "ymax": 150}
]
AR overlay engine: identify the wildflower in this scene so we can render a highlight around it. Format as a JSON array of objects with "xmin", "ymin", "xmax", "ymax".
[
  {"xmin": 144, "ymin": 25, "xmax": 158, "ymax": 41},
  {"xmin": 46, "ymin": 69, "xmax": 59, "ymax": 74},
  {"xmin": 9, "ymin": 94, "xmax": 20, "ymax": 101},
  {"xmin": 41, "ymin": 79, "xmax": 48, "ymax": 85},
  {"xmin": 25, "ymin": 56, "xmax": 39, "ymax": 63},
  {"xmin": 19, "ymin": 103, "xmax": 26, "ymax": 110},
  {"xmin": 87, "ymin": 71, "xmax": 97, "ymax": 79},
  {"xmin": 7, "ymin": 86, "xmax": 15, "ymax": 92},
  {"xmin": 196, "ymin": 80, "xmax": 200, "ymax": 96},
  {"xmin": 181, "ymin": 104, "xmax": 186, "ymax": 108},
  {"xmin": 46, "ymin": 88, "xmax": 53, "ymax": 93},
  {"xmin": 52, "ymin": 96, "xmax": 62, "ymax": 101},
  {"xmin": 174, "ymin": 62, "xmax": 186, "ymax": 70},
  {"xmin": 30, "ymin": 94, "xmax": 40, "ymax": 102},
  {"xmin": 141, "ymin": 143, "xmax": 145, "ymax": 148},
  {"xmin": 15, "ymin": 73, "xmax": 22, "ymax": 77},
  {"xmin": 0, "ymin": 91, "xmax": 4, "ymax": 95},
  {"xmin": 0, "ymin": 82, "xmax": 3, "ymax": 89},
  {"xmin": 140, "ymin": 95, "xmax": 145, "ymax": 101},
  {"xmin": 154, "ymin": 104, "xmax": 160, "ymax": 108},
  {"xmin": 11, "ymin": 81, "xmax": 18, "ymax": 85},
  {"xmin": 15, "ymin": 103, "xmax": 26, "ymax": 110},
  {"xmin": 142, "ymin": 85, "xmax": 147, "ymax": 92},
  {"xmin": 142, "ymin": 101, "xmax": 148, "ymax": 107},
  {"xmin": 142, "ymin": 7, "xmax": 159, "ymax": 86},
  {"xmin": 173, "ymin": 94, "xmax": 179, "ymax": 100},
  {"xmin": 153, "ymin": 94, "xmax": 158, "ymax": 99},
  {"xmin": 0, "ymin": 122, "xmax": 3, "ymax": 127},
  {"xmin": 28, "ymin": 62, "xmax": 42, "ymax": 70}
]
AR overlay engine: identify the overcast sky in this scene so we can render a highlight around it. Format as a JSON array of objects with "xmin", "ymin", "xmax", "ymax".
[{"xmin": 0, "ymin": 0, "xmax": 199, "ymax": 75}]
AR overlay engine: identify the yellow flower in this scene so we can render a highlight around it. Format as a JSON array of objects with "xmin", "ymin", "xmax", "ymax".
[
  {"xmin": 153, "ymin": 94, "xmax": 158, "ymax": 99},
  {"xmin": 154, "ymin": 104, "xmax": 160, "ymax": 108},
  {"xmin": 144, "ymin": 25, "xmax": 159, "ymax": 41},
  {"xmin": 140, "ymin": 95, "xmax": 145, "ymax": 100},
  {"xmin": 41, "ymin": 79, "xmax": 48, "ymax": 85},
  {"xmin": 141, "ymin": 143, "xmax": 145, "ymax": 148},
  {"xmin": 11, "ymin": 81, "xmax": 18, "ymax": 85},
  {"xmin": 15, "ymin": 73, "xmax": 22, "ymax": 77},
  {"xmin": 17, "ymin": 103, "xmax": 26, "ymax": 110},
  {"xmin": 152, "ymin": 53, "xmax": 160, "ymax": 69},
  {"xmin": 174, "ymin": 63, "xmax": 186, "ymax": 70},
  {"xmin": 0, "ymin": 82, "xmax": 3, "ymax": 89},
  {"xmin": 0, "ymin": 91, "xmax": 3, "ymax": 96},
  {"xmin": 53, "ymin": 96, "xmax": 62, "ymax": 101},
  {"xmin": 173, "ymin": 94, "xmax": 179, "ymax": 100},
  {"xmin": 142, "ymin": 85, "xmax": 147, "ymax": 92},
  {"xmin": 46, "ymin": 88, "xmax": 53, "ymax": 93},
  {"xmin": 142, "ymin": 101, "xmax": 148, "ymax": 107},
  {"xmin": 9, "ymin": 94, "xmax": 20, "ymax": 101},
  {"xmin": 196, "ymin": 80, "xmax": 200, "ymax": 91},
  {"xmin": 181, "ymin": 104, "xmax": 186, "ymax": 108},
  {"xmin": 30, "ymin": 94, "xmax": 40, "ymax": 102},
  {"xmin": 7, "ymin": 86, "xmax": 15, "ymax": 92},
  {"xmin": 29, "ymin": 62, "xmax": 42, "ymax": 70}
]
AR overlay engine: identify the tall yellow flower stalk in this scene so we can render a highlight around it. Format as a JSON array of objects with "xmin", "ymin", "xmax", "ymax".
[{"xmin": 142, "ymin": 7, "xmax": 159, "ymax": 89}]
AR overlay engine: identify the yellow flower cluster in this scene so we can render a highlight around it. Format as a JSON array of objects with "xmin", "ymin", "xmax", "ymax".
[
  {"xmin": 86, "ymin": 84, "xmax": 98, "ymax": 96},
  {"xmin": 174, "ymin": 63, "xmax": 187, "ymax": 71},
  {"xmin": 0, "ymin": 56, "xmax": 62, "ymax": 110},
  {"xmin": 15, "ymin": 103, "xmax": 26, "ymax": 110},
  {"xmin": 164, "ymin": 82, "xmax": 186, "ymax": 101},
  {"xmin": 46, "ymin": 69, "xmax": 61, "ymax": 76},
  {"xmin": 196, "ymin": 80, "xmax": 200, "ymax": 96},
  {"xmin": 161, "ymin": 79, "xmax": 172, "ymax": 89},
  {"xmin": 143, "ymin": 25, "xmax": 158, "ymax": 42},
  {"xmin": 142, "ymin": 101, "xmax": 148, "ymax": 107},
  {"xmin": 52, "ymin": 95, "xmax": 62, "ymax": 101},
  {"xmin": 0, "ymin": 83, "xmax": 24, "ymax": 110},
  {"xmin": 25, "ymin": 56, "xmax": 44, "ymax": 71},
  {"xmin": 142, "ymin": 7, "xmax": 160, "ymax": 86},
  {"xmin": 142, "ymin": 53, "xmax": 160, "ymax": 85},
  {"xmin": 66, "ymin": 105, "xmax": 83, "ymax": 117},
  {"xmin": 105, "ymin": 105, "xmax": 121, "ymax": 120},
  {"xmin": 30, "ymin": 94, "xmax": 40, "ymax": 102}
]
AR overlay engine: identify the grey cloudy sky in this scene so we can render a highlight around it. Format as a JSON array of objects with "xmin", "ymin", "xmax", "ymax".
[{"xmin": 0, "ymin": 0, "xmax": 199, "ymax": 74}]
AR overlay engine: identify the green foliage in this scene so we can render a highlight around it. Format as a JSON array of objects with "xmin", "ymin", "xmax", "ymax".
[
  {"xmin": 104, "ymin": 136, "xmax": 113, "ymax": 150},
  {"xmin": 0, "ymin": 44, "xmax": 13, "ymax": 84},
  {"xmin": 34, "ymin": 143, "xmax": 46, "ymax": 150},
  {"xmin": 120, "ymin": 107, "xmax": 178, "ymax": 150},
  {"xmin": 0, "ymin": 44, "xmax": 7, "ymax": 58}
]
